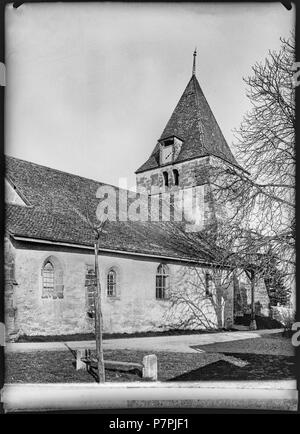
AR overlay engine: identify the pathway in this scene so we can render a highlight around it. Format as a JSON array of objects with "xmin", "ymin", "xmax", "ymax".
[{"xmin": 5, "ymin": 329, "xmax": 283, "ymax": 354}]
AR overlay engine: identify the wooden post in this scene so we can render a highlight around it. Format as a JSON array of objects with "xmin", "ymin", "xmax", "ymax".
[{"xmin": 94, "ymin": 236, "xmax": 105, "ymax": 383}]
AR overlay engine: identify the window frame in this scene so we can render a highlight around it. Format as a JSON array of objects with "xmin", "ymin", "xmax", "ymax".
[
  {"xmin": 42, "ymin": 260, "xmax": 55, "ymax": 299},
  {"xmin": 156, "ymin": 263, "xmax": 169, "ymax": 300},
  {"xmin": 41, "ymin": 256, "xmax": 64, "ymax": 300},
  {"xmin": 162, "ymin": 171, "xmax": 169, "ymax": 187},
  {"xmin": 107, "ymin": 269, "xmax": 117, "ymax": 298},
  {"xmin": 173, "ymin": 169, "xmax": 179, "ymax": 186}
]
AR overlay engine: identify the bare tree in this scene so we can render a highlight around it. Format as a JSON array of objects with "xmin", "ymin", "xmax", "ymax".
[
  {"xmin": 162, "ymin": 221, "xmax": 245, "ymax": 330},
  {"xmin": 72, "ymin": 204, "xmax": 107, "ymax": 382},
  {"xmin": 211, "ymin": 35, "xmax": 295, "ymax": 288},
  {"xmin": 166, "ymin": 262, "xmax": 234, "ymax": 330},
  {"xmin": 90, "ymin": 217, "xmax": 107, "ymax": 383},
  {"xmin": 160, "ymin": 32, "xmax": 296, "ymax": 325}
]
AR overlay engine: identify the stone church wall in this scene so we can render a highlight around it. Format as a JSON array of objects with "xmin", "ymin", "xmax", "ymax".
[
  {"xmin": 4, "ymin": 237, "xmax": 19, "ymax": 341},
  {"xmin": 136, "ymin": 157, "xmax": 210, "ymax": 193},
  {"xmin": 5, "ymin": 239, "xmax": 234, "ymax": 340},
  {"xmin": 136, "ymin": 157, "xmax": 216, "ymax": 229}
]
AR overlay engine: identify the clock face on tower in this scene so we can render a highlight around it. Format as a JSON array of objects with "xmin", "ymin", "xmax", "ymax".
[{"xmin": 161, "ymin": 145, "xmax": 173, "ymax": 164}]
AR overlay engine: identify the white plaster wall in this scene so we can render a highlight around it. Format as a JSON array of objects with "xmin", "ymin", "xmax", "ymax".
[
  {"xmin": 11, "ymin": 247, "xmax": 169, "ymax": 336},
  {"xmin": 5, "ymin": 179, "xmax": 26, "ymax": 205},
  {"xmin": 9, "ymin": 244, "xmax": 234, "ymax": 337}
]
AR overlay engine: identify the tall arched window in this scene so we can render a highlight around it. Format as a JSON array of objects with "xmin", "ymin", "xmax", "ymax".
[
  {"xmin": 173, "ymin": 169, "xmax": 179, "ymax": 186},
  {"xmin": 162, "ymin": 171, "xmax": 169, "ymax": 187},
  {"xmin": 156, "ymin": 264, "xmax": 169, "ymax": 299},
  {"xmin": 41, "ymin": 256, "xmax": 64, "ymax": 299},
  {"xmin": 107, "ymin": 269, "xmax": 117, "ymax": 297},
  {"xmin": 42, "ymin": 261, "xmax": 54, "ymax": 298}
]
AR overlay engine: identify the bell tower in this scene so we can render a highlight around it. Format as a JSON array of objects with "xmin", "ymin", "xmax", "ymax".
[{"xmin": 135, "ymin": 51, "xmax": 241, "ymax": 231}]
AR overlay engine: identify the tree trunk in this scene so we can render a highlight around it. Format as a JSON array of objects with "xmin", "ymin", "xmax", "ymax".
[
  {"xmin": 215, "ymin": 285, "xmax": 224, "ymax": 329},
  {"xmin": 94, "ymin": 238, "xmax": 105, "ymax": 382},
  {"xmin": 249, "ymin": 270, "xmax": 257, "ymax": 330}
]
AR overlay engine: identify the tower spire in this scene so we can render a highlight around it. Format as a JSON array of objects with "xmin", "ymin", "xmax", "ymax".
[{"xmin": 192, "ymin": 48, "xmax": 197, "ymax": 76}]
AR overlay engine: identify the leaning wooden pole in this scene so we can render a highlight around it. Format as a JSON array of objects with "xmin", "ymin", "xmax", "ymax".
[{"xmin": 94, "ymin": 234, "xmax": 105, "ymax": 383}]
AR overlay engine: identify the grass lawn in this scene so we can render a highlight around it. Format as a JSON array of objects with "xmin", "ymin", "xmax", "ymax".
[
  {"xmin": 5, "ymin": 341, "xmax": 295, "ymax": 383},
  {"xmin": 5, "ymin": 350, "xmax": 222, "ymax": 383}
]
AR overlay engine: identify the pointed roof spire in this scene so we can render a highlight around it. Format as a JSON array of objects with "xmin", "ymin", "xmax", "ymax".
[
  {"xmin": 192, "ymin": 48, "xmax": 197, "ymax": 76},
  {"xmin": 135, "ymin": 61, "xmax": 244, "ymax": 174}
]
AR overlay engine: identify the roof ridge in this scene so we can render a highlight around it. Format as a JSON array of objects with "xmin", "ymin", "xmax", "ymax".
[
  {"xmin": 5, "ymin": 155, "xmax": 120, "ymax": 190},
  {"xmin": 6, "ymin": 155, "xmax": 144, "ymax": 194}
]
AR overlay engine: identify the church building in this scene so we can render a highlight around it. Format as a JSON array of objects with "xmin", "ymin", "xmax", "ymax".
[{"xmin": 4, "ymin": 54, "xmax": 270, "ymax": 341}]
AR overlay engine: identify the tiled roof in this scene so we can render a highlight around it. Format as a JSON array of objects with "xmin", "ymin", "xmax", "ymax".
[
  {"xmin": 5, "ymin": 156, "xmax": 217, "ymax": 264},
  {"xmin": 136, "ymin": 75, "xmax": 242, "ymax": 173}
]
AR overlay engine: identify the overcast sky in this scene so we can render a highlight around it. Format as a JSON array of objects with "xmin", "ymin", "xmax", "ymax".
[{"xmin": 5, "ymin": 2, "xmax": 294, "ymax": 189}]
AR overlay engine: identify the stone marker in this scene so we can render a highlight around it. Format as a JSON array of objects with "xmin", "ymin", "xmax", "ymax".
[
  {"xmin": 76, "ymin": 349, "xmax": 87, "ymax": 371},
  {"xmin": 142, "ymin": 354, "xmax": 157, "ymax": 381}
]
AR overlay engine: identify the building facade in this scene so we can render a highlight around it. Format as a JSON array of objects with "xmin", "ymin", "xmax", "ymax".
[{"xmin": 4, "ymin": 60, "xmax": 271, "ymax": 341}]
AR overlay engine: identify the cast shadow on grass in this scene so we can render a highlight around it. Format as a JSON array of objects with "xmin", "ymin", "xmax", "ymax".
[
  {"xmin": 64, "ymin": 343, "xmax": 77, "ymax": 359},
  {"xmin": 87, "ymin": 365, "xmax": 99, "ymax": 382},
  {"xmin": 167, "ymin": 354, "xmax": 296, "ymax": 382}
]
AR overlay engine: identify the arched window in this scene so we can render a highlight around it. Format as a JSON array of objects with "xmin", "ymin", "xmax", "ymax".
[
  {"xmin": 107, "ymin": 269, "xmax": 117, "ymax": 297},
  {"xmin": 173, "ymin": 169, "xmax": 179, "ymax": 186},
  {"xmin": 42, "ymin": 261, "xmax": 54, "ymax": 298},
  {"xmin": 41, "ymin": 256, "xmax": 64, "ymax": 299},
  {"xmin": 156, "ymin": 264, "xmax": 169, "ymax": 299},
  {"xmin": 162, "ymin": 171, "xmax": 169, "ymax": 187}
]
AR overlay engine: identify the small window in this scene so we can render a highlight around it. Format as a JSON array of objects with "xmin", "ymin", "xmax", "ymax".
[
  {"xmin": 156, "ymin": 264, "xmax": 169, "ymax": 299},
  {"xmin": 205, "ymin": 272, "xmax": 212, "ymax": 297},
  {"xmin": 173, "ymin": 169, "xmax": 179, "ymax": 186},
  {"xmin": 107, "ymin": 269, "xmax": 117, "ymax": 297},
  {"xmin": 42, "ymin": 261, "xmax": 54, "ymax": 298},
  {"xmin": 163, "ymin": 171, "xmax": 169, "ymax": 187}
]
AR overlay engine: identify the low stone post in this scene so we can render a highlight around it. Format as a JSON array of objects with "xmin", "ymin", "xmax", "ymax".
[
  {"xmin": 76, "ymin": 349, "xmax": 87, "ymax": 371},
  {"xmin": 142, "ymin": 354, "xmax": 157, "ymax": 381}
]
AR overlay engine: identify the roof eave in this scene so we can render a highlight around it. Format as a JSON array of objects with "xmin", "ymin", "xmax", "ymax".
[{"xmin": 11, "ymin": 234, "xmax": 221, "ymax": 267}]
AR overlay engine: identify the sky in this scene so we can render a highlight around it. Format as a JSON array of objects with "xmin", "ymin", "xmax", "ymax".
[{"xmin": 5, "ymin": 2, "xmax": 295, "ymax": 189}]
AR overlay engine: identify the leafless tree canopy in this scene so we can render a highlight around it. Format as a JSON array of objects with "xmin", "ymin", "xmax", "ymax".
[
  {"xmin": 211, "ymin": 36, "xmax": 295, "ymax": 279},
  {"xmin": 166, "ymin": 36, "xmax": 296, "ymax": 328}
]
